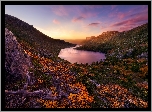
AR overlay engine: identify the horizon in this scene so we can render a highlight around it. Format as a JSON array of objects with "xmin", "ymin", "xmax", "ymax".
[{"xmin": 5, "ymin": 5, "xmax": 148, "ymax": 40}]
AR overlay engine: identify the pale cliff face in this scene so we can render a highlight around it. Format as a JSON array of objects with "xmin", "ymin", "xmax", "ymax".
[{"xmin": 5, "ymin": 28, "xmax": 33, "ymax": 83}]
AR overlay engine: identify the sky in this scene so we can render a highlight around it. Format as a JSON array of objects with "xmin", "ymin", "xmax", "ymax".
[{"xmin": 5, "ymin": 5, "xmax": 148, "ymax": 40}]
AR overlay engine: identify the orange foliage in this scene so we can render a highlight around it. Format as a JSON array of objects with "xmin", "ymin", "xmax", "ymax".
[
  {"xmin": 140, "ymin": 65, "xmax": 148, "ymax": 75},
  {"xmin": 37, "ymin": 98, "xmax": 58, "ymax": 108},
  {"xmin": 122, "ymin": 70, "xmax": 132, "ymax": 76},
  {"xmin": 98, "ymin": 84, "xmax": 148, "ymax": 108},
  {"xmin": 37, "ymin": 79, "xmax": 44, "ymax": 83},
  {"xmin": 88, "ymin": 73, "xmax": 95, "ymax": 77},
  {"xmin": 37, "ymin": 83, "xmax": 94, "ymax": 108},
  {"xmin": 68, "ymin": 82, "xmax": 94, "ymax": 108},
  {"xmin": 123, "ymin": 58, "xmax": 134, "ymax": 63},
  {"xmin": 136, "ymin": 82, "xmax": 148, "ymax": 90},
  {"xmin": 137, "ymin": 58, "xmax": 146, "ymax": 63}
]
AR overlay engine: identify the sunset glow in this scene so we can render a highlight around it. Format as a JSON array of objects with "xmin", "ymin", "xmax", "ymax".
[{"xmin": 5, "ymin": 5, "xmax": 148, "ymax": 39}]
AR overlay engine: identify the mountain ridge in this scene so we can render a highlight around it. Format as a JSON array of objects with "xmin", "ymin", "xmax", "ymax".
[{"xmin": 77, "ymin": 23, "xmax": 148, "ymax": 54}]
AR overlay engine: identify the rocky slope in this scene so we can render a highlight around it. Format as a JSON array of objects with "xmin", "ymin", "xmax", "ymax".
[
  {"xmin": 5, "ymin": 28, "xmax": 34, "ymax": 89},
  {"xmin": 5, "ymin": 28, "xmax": 35, "ymax": 107}
]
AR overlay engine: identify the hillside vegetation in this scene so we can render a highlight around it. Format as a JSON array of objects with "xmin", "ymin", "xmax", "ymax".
[{"xmin": 75, "ymin": 23, "xmax": 148, "ymax": 108}]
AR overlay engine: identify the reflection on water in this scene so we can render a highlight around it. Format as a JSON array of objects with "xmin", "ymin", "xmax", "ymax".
[{"xmin": 58, "ymin": 45, "xmax": 106, "ymax": 64}]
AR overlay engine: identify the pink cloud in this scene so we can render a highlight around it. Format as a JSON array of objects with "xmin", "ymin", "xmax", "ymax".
[
  {"xmin": 109, "ymin": 6, "xmax": 148, "ymax": 20},
  {"xmin": 119, "ymin": 25, "xmax": 135, "ymax": 32},
  {"xmin": 109, "ymin": 12, "xmax": 116, "ymax": 18},
  {"xmin": 88, "ymin": 23, "xmax": 100, "ymax": 27},
  {"xmin": 53, "ymin": 19, "xmax": 60, "ymax": 24},
  {"xmin": 125, "ymin": 5, "xmax": 148, "ymax": 20},
  {"xmin": 80, "ymin": 6, "xmax": 100, "ymax": 18},
  {"xmin": 109, "ymin": 10, "xmax": 132, "ymax": 20},
  {"xmin": 52, "ymin": 5, "xmax": 68, "ymax": 16},
  {"xmin": 127, "ymin": 8, "xmax": 148, "ymax": 18},
  {"xmin": 112, "ymin": 12, "xmax": 148, "ymax": 27},
  {"xmin": 111, "ymin": 12, "xmax": 148, "ymax": 32},
  {"xmin": 72, "ymin": 16, "xmax": 85, "ymax": 22},
  {"xmin": 52, "ymin": 5, "xmax": 100, "ymax": 18},
  {"xmin": 81, "ymin": 12, "xmax": 98, "ymax": 18},
  {"xmin": 118, "ymin": 12, "xmax": 125, "ymax": 19}
]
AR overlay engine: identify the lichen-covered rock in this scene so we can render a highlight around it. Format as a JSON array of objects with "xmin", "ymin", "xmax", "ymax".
[{"xmin": 5, "ymin": 28, "xmax": 33, "ymax": 84}]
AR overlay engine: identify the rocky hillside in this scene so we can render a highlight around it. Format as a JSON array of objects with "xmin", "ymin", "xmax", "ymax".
[
  {"xmin": 5, "ymin": 28, "xmax": 34, "ymax": 89},
  {"xmin": 5, "ymin": 28, "xmax": 35, "ymax": 107}
]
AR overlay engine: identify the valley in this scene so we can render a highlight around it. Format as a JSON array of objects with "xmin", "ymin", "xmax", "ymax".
[{"xmin": 4, "ymin": 14, "xmax": 149, "ymax": 108}]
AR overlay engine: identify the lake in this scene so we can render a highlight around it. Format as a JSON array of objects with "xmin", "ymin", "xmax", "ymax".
[{"xmin": 58, "ymin": 45, "xmax": 106, "ymax": 64}]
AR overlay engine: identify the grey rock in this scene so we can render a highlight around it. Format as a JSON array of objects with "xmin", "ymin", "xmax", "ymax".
[{"xmin": 5, "ymin": 28, "xmax": 33, "ymax": 84}]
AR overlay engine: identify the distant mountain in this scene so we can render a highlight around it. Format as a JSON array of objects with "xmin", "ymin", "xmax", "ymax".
[
  {"xmin": 86, "ymin": 31, "xmax": 119, "ymax": 40},
  {"xmin": 5, "ymin": 14, "xmax": 76, "ymax": 59},
  {"xmin": 77, "ymin": 23, "xmax": 148, "ymax": 55},
  {"xmin": 63, "ymin": 39, "xmax": 85, "ymax": 45}
]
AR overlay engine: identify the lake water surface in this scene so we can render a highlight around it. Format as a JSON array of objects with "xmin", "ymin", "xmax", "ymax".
[{"xmin": 58, "ymin": 45, "xmax": 106, "ymax": 64}]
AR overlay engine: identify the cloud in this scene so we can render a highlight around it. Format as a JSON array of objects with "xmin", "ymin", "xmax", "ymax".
[
  {"xmin": 112, "ymin": 21, "xmax": 129, "ymax": 27},
  {"xmin": 81, "ymin": 11, "xmax": 98, "ymax": 18},
  {"xmin": 52, "ymin": 5, "xmax": 68, "ymax": 16},
  {"xmin": 53, "ymin": 19, "xmax": 60, "ymax": 24},
  {"xmin": 128, "ymin": 10, "xmax": 148, "ymax": 18},
  {"xmin": 109, "ymin": 6, "xmax": 147, "ymax": 20},
  {"xmin": 72, "ymin": 16, "xmax": 85, "ymax": 22},
  {"xmin": 111, "ymin": 15, "xmax": 147, "ymax": 32},
  {"xmin": 125, "ymin": 5, "xmax": 148, "ymax": 19},
  {"xmin": 109, "ymin": 11, "xmax": 130, "ymax": 20},
  {"xmin": 88, "ymin": 23, "xmax": 100, "ymax": 27},
  {"xmin": 118, "ymin": 13, "xmax": 125, "ymax": 19},
  {"xmin": 51, "ymin": 5, "xmax": 100, "ymax": 18},
  {"xmin": 84, "ymin": 13, "xmax": 97, "ymax": 18},
  {"xmin": 80, "ymin": 6, "xmax": 100, "ymax": 18},
  {"xmin": 119, "ymin": 25, "xmax": 135, "ymax": 32},
  {"xmin": 112, "ymin": 12, "xmax": 148, "ymax": 27}
]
